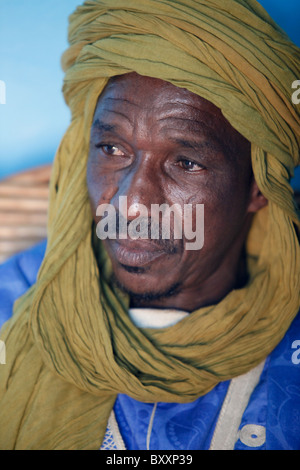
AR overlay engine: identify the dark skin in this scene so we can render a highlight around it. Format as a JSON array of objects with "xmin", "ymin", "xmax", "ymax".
[{"xmin": 87, "ymin": 72, "xmax": 267, "ymax": 312}]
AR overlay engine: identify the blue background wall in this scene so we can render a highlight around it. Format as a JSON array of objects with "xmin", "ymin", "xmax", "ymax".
[{"xmin": 0, "ymin": 0, "xmax": 299, "ymax": 187}]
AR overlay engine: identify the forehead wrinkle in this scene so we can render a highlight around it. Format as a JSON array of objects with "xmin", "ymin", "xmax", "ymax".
[
  {"xmin": 97, "ymin": 107, "xmax": 134, "ymax": 126},
  {"xmin": 102, "ymin": 96, "xmax": 169, "ymax": 117},
  {"xmin": 158, "ymin": 116, "xmax": 214, "ymax": 128},
  {"xmin": 103, "ymin": 96, "xmax": 142, "ymax": 108},
  {"xmin": 157, "ymin": 98, "xmax": 221, "ymax": 117}
]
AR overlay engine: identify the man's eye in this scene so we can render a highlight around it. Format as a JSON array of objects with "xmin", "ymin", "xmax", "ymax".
[
  {"xmin": 96, "ymin": 144, "xmax": 125, "ymax": 156},
  {"xmin": 178, "ymin": 159, "xmax": 204, "ymax": 172}
]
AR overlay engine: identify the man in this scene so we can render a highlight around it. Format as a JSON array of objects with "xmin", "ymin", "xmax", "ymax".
[{"xmin": 0, "ymin": 0, "xmax": 299, "ymax": 450}]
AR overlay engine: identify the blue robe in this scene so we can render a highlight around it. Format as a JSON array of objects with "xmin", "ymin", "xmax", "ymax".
[{"xmin": 0, "ymin": 241, "xmax": 299, "ymax": 450}]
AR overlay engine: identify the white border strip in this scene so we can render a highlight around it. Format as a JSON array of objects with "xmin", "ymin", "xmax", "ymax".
[{"xmin": 209, "ymin": 360, "xmax": 265, "ymax": 450}]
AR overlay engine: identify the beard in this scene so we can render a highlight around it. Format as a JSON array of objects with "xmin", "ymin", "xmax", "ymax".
[{"xmin": 111, "ymin": 271, "xmax": 181, "ymax": 306}]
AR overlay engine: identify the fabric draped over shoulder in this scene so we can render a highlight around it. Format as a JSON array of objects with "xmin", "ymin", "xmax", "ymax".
[{"xmin": 0, "ymin": 0, "xmax": 299, "ymax": 450}]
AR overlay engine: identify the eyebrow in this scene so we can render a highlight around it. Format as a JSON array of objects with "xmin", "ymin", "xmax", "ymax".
[
  {"xmin": 172, "ymin": 138, "xmax": 223, "ymax": 155},
  {"xmin": 92, "ymin": 119, "xmax": 117, "ymax": 133},
  {"xmin": 92, "ymin": 120, "xmax": 223, "ymax": 154}
]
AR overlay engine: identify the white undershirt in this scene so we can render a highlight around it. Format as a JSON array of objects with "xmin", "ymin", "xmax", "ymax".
[{"xmin": 128, "ymin": 308, "xmax": 189, "ymax": 329}]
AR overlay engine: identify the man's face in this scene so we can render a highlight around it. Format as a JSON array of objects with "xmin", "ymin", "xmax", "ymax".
[{"xmin": 87, "ymin": 73, "xmax": 258, "ymax": 311}]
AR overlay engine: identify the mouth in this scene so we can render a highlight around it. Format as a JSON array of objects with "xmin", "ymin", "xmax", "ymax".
[{"xmin": 109, "ymin": 239, "xmax": 169, "ymax": 268}]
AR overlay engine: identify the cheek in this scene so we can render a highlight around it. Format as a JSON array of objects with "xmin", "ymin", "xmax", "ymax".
[
  {"xmin": 185, "ymin": 180, "xmax": 249, "ymax": 248},
  {"xmin": 86, "ymin": 157, "xmax": 119, "ymax": 218}
]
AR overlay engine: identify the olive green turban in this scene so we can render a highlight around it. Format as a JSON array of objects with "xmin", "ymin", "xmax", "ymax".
[{"xmin": 0, "ymin": 0, "xmax": 299, "ymax": 450}]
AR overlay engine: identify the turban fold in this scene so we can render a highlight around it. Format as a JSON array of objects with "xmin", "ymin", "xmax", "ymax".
[{"xmin": 0, "ymin": 0, "xmax": 299, "ymax": 449}]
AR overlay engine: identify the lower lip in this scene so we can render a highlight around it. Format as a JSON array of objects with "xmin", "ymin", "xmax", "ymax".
[{"xmin": 112, "ymin": 242, "xmax": 166, "ymax": 268}]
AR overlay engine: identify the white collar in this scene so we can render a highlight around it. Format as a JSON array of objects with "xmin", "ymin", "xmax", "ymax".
[{"xmin": 128, "ymin": 308, "xmax": 188, "ymax": 329}]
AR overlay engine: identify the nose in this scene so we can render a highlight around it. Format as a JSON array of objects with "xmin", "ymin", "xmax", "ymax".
[{"xmin": 111, "ymin": 154, "xmax": 162, "ymax": 220}]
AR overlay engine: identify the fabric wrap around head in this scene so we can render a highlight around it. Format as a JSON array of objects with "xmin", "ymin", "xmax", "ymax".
[{"xmin": 0, "ymin": 0, "xmax": 299, "ymax": 450}]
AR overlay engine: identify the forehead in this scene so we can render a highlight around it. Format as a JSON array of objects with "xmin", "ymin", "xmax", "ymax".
[{"xmin": 93, "ymin": 72, "xmax": 226, "ymax": 130}]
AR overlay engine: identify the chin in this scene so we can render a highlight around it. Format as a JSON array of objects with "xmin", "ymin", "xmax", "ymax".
[{"xmin": 112, "ymin": 269, "xmax": 181, "ymax": 304}]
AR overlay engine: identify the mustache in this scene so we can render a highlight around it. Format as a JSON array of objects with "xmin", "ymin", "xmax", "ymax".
[{"xmin": 115, "ymin": 210, "xmax": 180, "ymax": 254}]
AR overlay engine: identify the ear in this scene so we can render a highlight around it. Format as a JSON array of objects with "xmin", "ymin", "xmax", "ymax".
[{"xmin": 247, "ymin": 179, "xmax": 268, "ymax": 213}]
